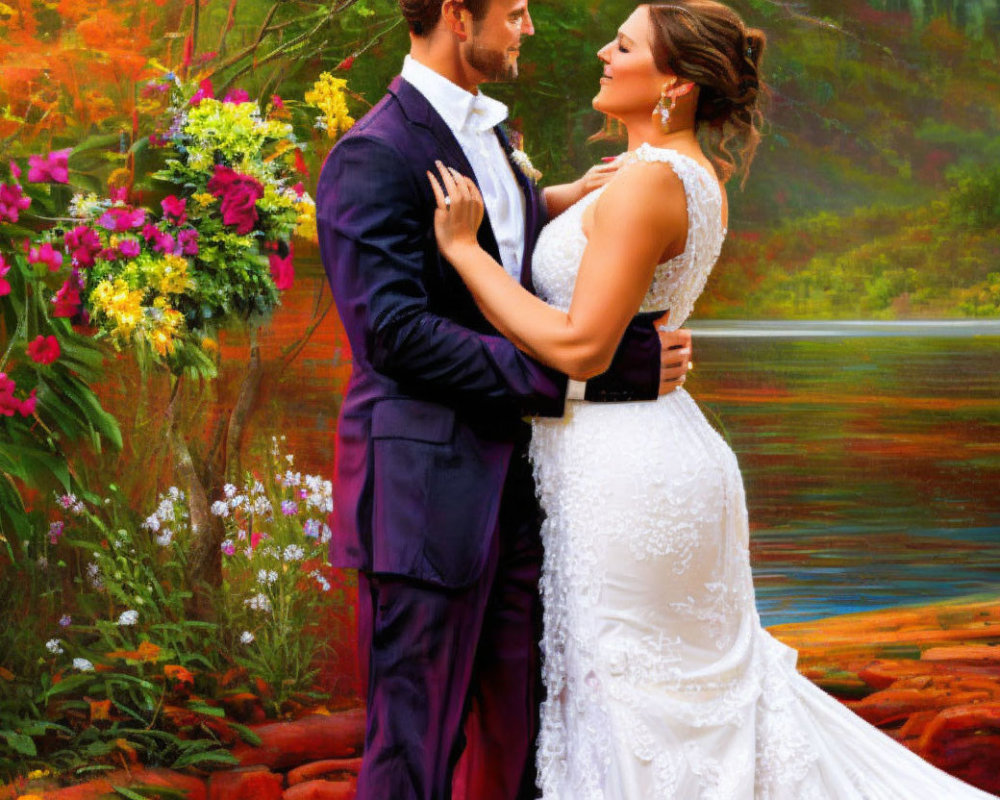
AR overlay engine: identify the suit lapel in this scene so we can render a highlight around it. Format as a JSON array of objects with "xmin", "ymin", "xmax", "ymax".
[
  {"xmin": 390, "ymin": 77, "xmax": 504, "ymax": 265},
  {"xmin": 495, "ymin": 123, "xmax": 541, "ymax": 292}
]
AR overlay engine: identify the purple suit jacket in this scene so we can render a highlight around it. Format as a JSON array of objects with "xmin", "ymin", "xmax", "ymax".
[{"xmin": 317, "ymin": 76, "xmax": 661, "ymax": 588}]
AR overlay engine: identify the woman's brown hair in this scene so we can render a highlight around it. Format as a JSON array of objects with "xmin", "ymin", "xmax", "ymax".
[{"xmin": 647, "ymin": 1, "xmax": 767, "ymax": 185}]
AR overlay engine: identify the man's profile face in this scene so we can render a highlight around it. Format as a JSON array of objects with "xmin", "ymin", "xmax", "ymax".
[{"xmin": 463, "ymin": 0, "xmax": 534, "ymax": 81}]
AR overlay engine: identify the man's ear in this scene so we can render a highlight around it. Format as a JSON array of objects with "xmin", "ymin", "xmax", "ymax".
[{"xmin": 441, "ymin": 0, "xmax": 470, "ymax": 40}]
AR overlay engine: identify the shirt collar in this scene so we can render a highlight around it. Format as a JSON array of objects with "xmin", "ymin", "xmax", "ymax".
[{"xmin": 401, "ymin": 55, "xmax": 508, "ymax": 134}]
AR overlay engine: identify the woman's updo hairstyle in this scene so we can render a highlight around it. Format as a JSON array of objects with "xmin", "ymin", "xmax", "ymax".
[{"xmin": 647, "ymin": 1, "xmax": 767, "ymax": 185}]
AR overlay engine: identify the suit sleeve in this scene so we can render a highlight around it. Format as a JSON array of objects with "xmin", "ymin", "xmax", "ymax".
[{"xmin": 318, "ymin": 134, "xmax": 568, "ymax": 417}]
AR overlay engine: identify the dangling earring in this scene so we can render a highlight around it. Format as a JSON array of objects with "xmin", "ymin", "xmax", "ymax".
[{"xmin": 654, "ymin": 84, "xmax": 677, "ymax": 133}]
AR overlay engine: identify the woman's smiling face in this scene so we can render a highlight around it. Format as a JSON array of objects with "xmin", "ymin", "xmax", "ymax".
[{"xmin": 593, "ymin": 5, "xmax": 667, "ymax": 120}]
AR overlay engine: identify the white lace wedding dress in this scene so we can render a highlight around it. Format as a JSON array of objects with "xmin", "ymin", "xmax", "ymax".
[{"xmin": 527, "ymin": 144, "xmax": 995, "ymax": 799}]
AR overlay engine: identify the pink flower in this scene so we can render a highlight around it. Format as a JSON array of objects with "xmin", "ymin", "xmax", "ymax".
[
  {"xmin": 27, "ymin": 335, "xmax": 60, "ymax": 365},
  {"xmin": 27, "ymin": 149, "xmax": 71, "ymax": 184},
  {"xmin": 271, "ymin": 94, "xmax": 285, "ymax": 110},
  {"xmin": 268, "ymin": 246, "xmax": 294, "ymax": 291},
  {"xmin": 223, "ymin": 88, "xmax": 250, "ymax": 104},
  {"xmin": 28, "ymin": 242, "xmax": 63, "ymax": 272},
  {"xmin": 19, "ymin": 388, "xmax": 37, "ymax": 417},
  {"xmin": 64, "ymin": 226, "xmax": 102, "ymax": 268},
  {"xmin": 189, "ymin": 78, "xmax": 214, "ymax": 107},
  {"xmin": 0, "ymin": 182, "xmax": 32, "ymax": 223},
  {"xmin": 207, "ymin": 166, "xmax": 264, "ymax": 235},
  {"xmin": 52, "ymin": 272, "xmax": 83, "ymax": 318},
  {"xmin": 292, "ymin": 182, "xmax": 305, "ymax": 198},
  {"xmin": 48, "ymin": 520, "xmax": 64, "ymax": 544},
  {"xmin": 10, "ymin": 160, "xmax": 21, "ymax": 180},
  {"xmin": 177, "ymin": 228, "xmax": 199, "ymax": 256},
  {"xmin": 0, "ymin": 373, "xmax": 19, "ymax": 417},
  {"xmin": 221, "ymin": 541, "xmax": 236, "ymax": 556},
  {"xmin": 0, "ymin": 256, "xmax": 10, "ymax": 297},
  {"xmin": 118, "ymin": 238, "xmax": 141, "ymax": 259},
  {"xmin": 150, "ymin": 230, "xmax": 175, "ymax": 254},
  {"xmin": 161, "ymin": 195, "xmax": 187, "ymax": 226},
  {"xmin": 109, "ymin": 186, "xmax": 129, "ymax": 204},
  {"xmin": 96, "ymin": 206, "xmax": 146, "ymax": 232}
]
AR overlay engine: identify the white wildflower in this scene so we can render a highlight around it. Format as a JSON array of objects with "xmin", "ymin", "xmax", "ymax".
[
  {"xmin": 157, "ymin": 498, "xmax": 175, "ymax": 522},
  {"xmin": 303, "ymin": 519, "xmax": 321, "ymax": 539},
  {"xmin": 73, "ymin": 658, "xmax": 94, "ymax": 672},
  {"xmin": 257, "ymin": 569, "xmax": 278, "ymax": 586},
  {"xmin": 283, "ymin": 544, "xmax": 305, "ymax": 562},
  {"xmin": 244, "ymin": 593, "xmax": 272, "ymax": 613},
  {"xmin": 252, "ymin": 496, "xmax": 272, "ymax": 516},
  {"xmin": 46, "ymin": 638, "xmax": 63, "ymax": 654},
  {"xmin": 117, "ymin": 609, "xmax": 139, "ymax": 626},
  {"xmin": 223, "ymin": 483, "xmax": 237, "ymax": 498},
  {"xmin": 36, "ymin": 556, "xmax": 48, "ymax": 570},
  {"xmin": 142, "ymin": 513, "xmax": 161, "ymax": 533},
  {"xmin": 156, "ymin": 529, "xmax": 174, "ymax": 547},
  {"xmin": 240, "ymin": 631, "xmax": 255, "ymax": 644},
  {"xmin": 167, "ymin": 486, "xmax": 181, "ymax": 501},
  {"xmin": 210, "ymin": 500, "xmax": 230, "ymax": 518},
  {"xmin": 86, "ymin": 561, "xmax": 104, "ymax": 589},
  {"xmin": 320, "ymin": 523, "xmax": 332, "ymax": 544}
]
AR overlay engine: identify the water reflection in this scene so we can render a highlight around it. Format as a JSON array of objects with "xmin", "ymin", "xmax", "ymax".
[{"xmin": 687, "ymin": 320, "xmax": 1000, "ymax": 625}]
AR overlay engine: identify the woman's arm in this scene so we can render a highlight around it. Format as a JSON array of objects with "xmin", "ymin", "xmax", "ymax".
[{"xmin": 430, "ymin": 160, "xmax": 688, "ymax": 381}]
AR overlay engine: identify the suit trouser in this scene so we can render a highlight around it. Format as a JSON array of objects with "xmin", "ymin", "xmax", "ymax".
[{"xmin": 355, "ymin": 449, "xmax": 544, "ymax": 800}]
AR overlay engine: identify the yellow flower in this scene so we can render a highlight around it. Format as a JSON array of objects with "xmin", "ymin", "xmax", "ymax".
[
  {"xmin": 148, "ymin": 307, "xmax": 183, "ymax": 356},
  {"xmin": 91, "ymin": 278, "xmax": 145, "ymax": 340},
  {"xmin": 192, "ymin": 192, "xmax": 215, "ymax": 209},
  {"xmin": 107, "ymin": 167, "xmax": 131, "ymax": 191},
  {"xmin": 305, "ymin": 73, "xmax": 354, "ymax": 140},
  {"xmin": 294, "ymin": 198, "xmax": 317, "ymax": 242},
  {"xmin": 26, "ymin": 769, "xmax": 50, "ymax": 779},
  {"xmin": 153, "ymin": 254, "xmax": 193, "ymax": 296},
  {"xmin": 201, "ymin": 336, "xmax": 218, "ymax": 353}
]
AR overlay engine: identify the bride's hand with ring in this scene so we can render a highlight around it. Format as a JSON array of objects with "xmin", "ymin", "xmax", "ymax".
[{"xmin": 428, "ymin": 161, "xmax": 485, "ymax": 264}]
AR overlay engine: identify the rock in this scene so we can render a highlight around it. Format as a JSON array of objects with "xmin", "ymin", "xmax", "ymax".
[
  {"xmin": 209, "ymin": 766, "xmax": 284, "ymax": 800},
  {"xmin": 283, "ymin": 778, "xmax": 357, "ymax": 800},
  {"xmin": 231, "ymin": 708, "xmax": 365, "ymax": 770},
  {"xmin": 288, "ymin": 758, "xmax": 363, "ymax": 786}
]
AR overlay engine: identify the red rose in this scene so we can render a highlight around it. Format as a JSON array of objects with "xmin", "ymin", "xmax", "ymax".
[
  {"xmin": 27, "ymin": 335, "xmax": 60, "ymax": 365},
  {"xmin": 207, "ymin": 166, "xmax": 264, "ymax": 235}
]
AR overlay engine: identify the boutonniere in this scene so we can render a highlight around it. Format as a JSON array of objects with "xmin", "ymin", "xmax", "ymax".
[{"xmin": 510, "ymin": 148, "xmax": 543, "ymax": 184}]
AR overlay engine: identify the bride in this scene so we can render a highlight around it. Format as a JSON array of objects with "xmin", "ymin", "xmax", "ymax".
[{"xmin": 429, "ymin": 2, "xmax": 995, "ymax": 798}]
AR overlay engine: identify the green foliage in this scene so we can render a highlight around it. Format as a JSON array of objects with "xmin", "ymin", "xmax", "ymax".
[{"xmin": 948, "ymin": 164, "xmax": 1000, "ymax": 228}]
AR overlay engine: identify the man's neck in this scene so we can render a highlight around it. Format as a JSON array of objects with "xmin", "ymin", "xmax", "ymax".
[{"xmin": 408, "ymin": 35, "xmax": 482, "ymax": 94}]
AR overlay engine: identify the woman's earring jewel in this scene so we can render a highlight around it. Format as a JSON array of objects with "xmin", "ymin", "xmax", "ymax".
[{"xmin": 655, "ymin": 86, "xmax": 677, "ymax": 133}]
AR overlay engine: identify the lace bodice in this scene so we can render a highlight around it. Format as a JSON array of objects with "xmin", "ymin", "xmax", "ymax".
[{"xmin": 530, "ymin": 143, "xmax": 726, "ymax": 330}]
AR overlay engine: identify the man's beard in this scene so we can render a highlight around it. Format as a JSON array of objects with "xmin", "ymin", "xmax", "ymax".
[{"xmin": 465, "ymin": 38, "xmax": 519, "ymax": 81}]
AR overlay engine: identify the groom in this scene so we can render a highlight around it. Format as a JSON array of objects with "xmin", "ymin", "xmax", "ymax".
[{"xmin": 316, "ymin": 0, "xmax": 691, "ymax": 797}]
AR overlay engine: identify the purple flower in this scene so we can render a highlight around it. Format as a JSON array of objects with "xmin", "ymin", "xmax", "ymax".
[
  {"xmin": 96, "ymin": 207, "xmax": 146, "ymax": 232},
  {"xmin": 27, "ymin": 149, "xmax": 70, "ymax": 184},
  {"xmin": 177, "ymin": 228, "xmax": 199, "ymax": 256},
  {"xmin": 59, "ymin": 614, "xmax": 72, "ymax": 627},
  {"xmin": 280, "ymin": 500, "xmax": 298, "ymax": 516},
  {"xmin": 48, "ymin": 520, "xmax": 64, "ymax": 544},
  {"xmin": 221, "ymin": 540, "xmax": 236, "ymax": 556},
  {"xmin": 151, "ymin": 230, "xmax": 175, "ymax": 254},
  {"xmin": 118, "ymin": 239, "xmax": 141, "ymax": 259}
]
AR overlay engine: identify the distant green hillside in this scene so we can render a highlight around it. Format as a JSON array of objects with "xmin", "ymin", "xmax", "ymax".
[{"xmin": 324, "ymin": 0, "xmax": 1000, "ymax": 317}]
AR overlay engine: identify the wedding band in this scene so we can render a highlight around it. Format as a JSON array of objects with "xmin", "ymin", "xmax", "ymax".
[{"xmin": 444, "ymin": 196, "xmax": 452, "ymax": 210}]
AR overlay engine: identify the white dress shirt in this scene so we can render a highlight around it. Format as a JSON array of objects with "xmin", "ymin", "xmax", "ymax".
[{"xmin": 401, "ymin": 55, "xmax": 526, "ymax": 281}]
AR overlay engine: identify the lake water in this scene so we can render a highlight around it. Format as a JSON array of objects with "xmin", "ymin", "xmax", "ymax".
[
  {"xmin": 255, "ymin": 265, "xmax": 1000, "ymax": 629},
  {"xmin": 686, "ymin": 320, "xmax": 1000, "ymax": 626}
]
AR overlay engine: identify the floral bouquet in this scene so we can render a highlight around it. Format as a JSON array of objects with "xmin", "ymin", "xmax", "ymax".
[{"xmin": 6, "ymin": 76, "xmax": 316, "ymax": 380}]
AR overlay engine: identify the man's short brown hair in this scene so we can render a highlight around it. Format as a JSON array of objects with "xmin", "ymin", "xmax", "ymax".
[{"xmin": 399, "ymin": 0, "xmax": 490, "ymax": 36}]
